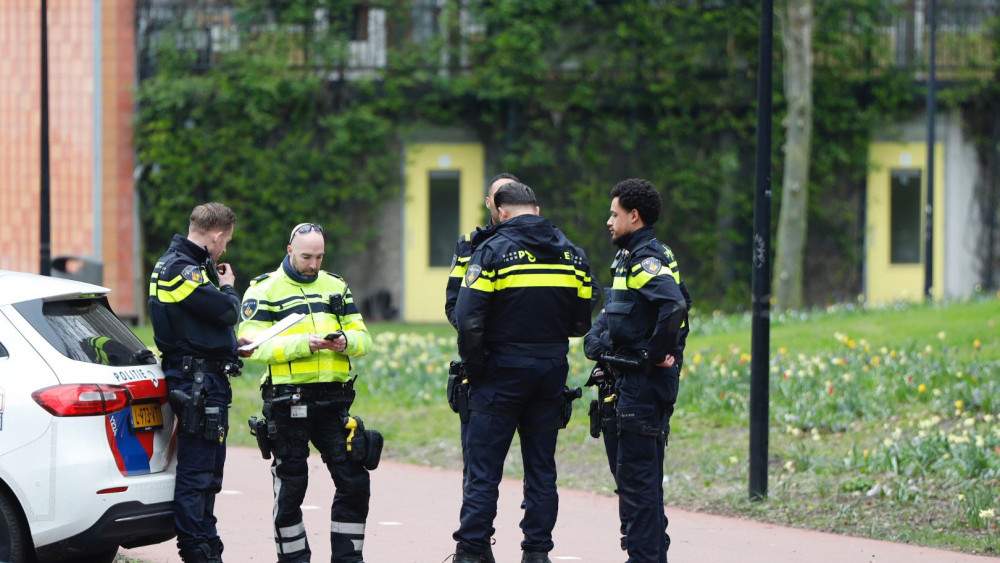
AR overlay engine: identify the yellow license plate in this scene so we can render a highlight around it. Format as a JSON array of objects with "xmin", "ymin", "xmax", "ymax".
[{"xmin": 130, "ymin": 402, "xmax": 164, "ymax": 431}]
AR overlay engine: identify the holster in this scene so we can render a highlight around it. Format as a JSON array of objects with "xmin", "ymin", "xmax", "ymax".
[
  {"xmin": 560, "ymin": 386, "xmax": 582, "ymax": 429},
  {"xmin": 168, "ymin": 357, "xmax": 213, "ymax": 438},
  {"xmin": 344, "ymin": 416, "xmax": 383, "ymax": 470},
  {"xmin": 248, "ymin": 416, "xmax": 272, "ymax": 459},
  {"xmin": 587, "ymin": 380, "xmax": 618, "ymax": 439},
  {"xmin": 585, "ymin": 362, "xmax": 619, "ymax": 439},
  {"xmin": 600, "ymin": 392, "xmax": 618, "ymax": 436},
  {"xmin": 447, "ymin": 361, "xmax": 470, "ymax": 423}
]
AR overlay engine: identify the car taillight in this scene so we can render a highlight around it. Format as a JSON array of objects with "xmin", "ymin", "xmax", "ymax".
[{"xmin": 31, "ymin": 384, "xmax": 132, "ymax": 416}]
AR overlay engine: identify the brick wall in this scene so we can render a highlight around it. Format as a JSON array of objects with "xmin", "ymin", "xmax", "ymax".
[{"xmin": 0, "ymin": 1, "xmax": 138, "ymax": 318}]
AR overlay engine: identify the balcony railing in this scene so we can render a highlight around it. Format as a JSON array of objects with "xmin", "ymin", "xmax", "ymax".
[
  {"xmin": 138, "ymin": 1, "xmax": 999, "ymax": 82},
  {"xmin": 820, "ymin": 0, "xmax": 999, "ymax": 79}
]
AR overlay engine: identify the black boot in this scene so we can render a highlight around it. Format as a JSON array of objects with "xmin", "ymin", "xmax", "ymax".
[
  {"xmin": 521, "ymin": 552, "xmax": 551, "ymax": 563},
  {"xmin": 483, "ymin": 542, "xmax": 496, "ymax": 563},
  {"xmin": 208, "ymin": 538, "xmax": 224, "ymax": 563},
  {"xmin": 179, "ymin": 543, "xmax": 213, "ymax": 563},
  {"xmin": 452, "ymin": 547, "xmax": 485, "ymax": 562}
]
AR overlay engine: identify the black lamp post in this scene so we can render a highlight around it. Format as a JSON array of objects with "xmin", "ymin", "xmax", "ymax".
[
  {"xmin": 924, "ymin": 0, "xmax": 937, "ymax": 299},
  {"xmin": 749, "ymin": 0, "xmax": 774, "ymax": 501},
  {"xmin": 40, "ymin": 0, "xmax": 52, "ymax": 276}
]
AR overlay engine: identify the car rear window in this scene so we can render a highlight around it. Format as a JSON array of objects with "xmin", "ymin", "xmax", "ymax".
[{"xmin": 13, "ymin": 298, "xmax": 154, "ymax": 366}]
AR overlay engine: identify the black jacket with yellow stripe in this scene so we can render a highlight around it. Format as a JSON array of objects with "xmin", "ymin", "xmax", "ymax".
[
  {"xmin": 455, "ymin": 214, "xmax": 593, "ymax": 378},
  {"xmin": 446, "ymin": 222, "xmax": 498, "ymax": 329},
  {"xmin": 148, "ymin": 234, "xmax": 241, "ymax": 362},
  {"xmin": 584, "ymin": 226, "xmax": 691, "ymax": 367},
  {"xmin": 445, "ymin": 230, "xmax": 476, "ymax": 330}
]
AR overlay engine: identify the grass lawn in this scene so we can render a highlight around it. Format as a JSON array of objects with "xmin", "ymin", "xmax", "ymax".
[{"xmin": 134, "ymin": 297, "xmax": 1000, "ymax": 555}]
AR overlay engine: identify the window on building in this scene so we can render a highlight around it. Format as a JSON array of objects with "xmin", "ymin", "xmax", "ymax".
[
  {"xmin": 325, "ymin": 2, "xmax": 370, "ymax": 41},
  {"xmin": 890, "ymin": 169, "xmax": 922, "ymax": 264},
  {"xmin": 349, "ymin": 3, "xmax": 370, "ymax": 41},
  {"xmin": 429, "ymin": 171, "xmax": 460, "ymax": 268}
]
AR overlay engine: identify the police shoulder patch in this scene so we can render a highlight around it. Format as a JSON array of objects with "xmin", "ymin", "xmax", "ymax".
[
  {"xmin": 242, "ymin": 298, "xmax": 258, "ymax": 320},
  {"xmin": 641, "ymin": 257, "xmax": 662, "ymax": 275},
  {"xmin": 181, "ymin": 265, "xmax": 203, "ymax": 283},
  {"xmin": 251, "ymin": 272, "xmax": 270, "ymax": 285},
  {"xmin": 465, "ymin": 264, "xmax": 482, "ymax": 286}
]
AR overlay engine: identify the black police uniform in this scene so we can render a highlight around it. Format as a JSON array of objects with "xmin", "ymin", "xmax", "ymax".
[
  {"xmin": 446, "ymin": 229, "xmax": 478, "ymax": 330},
  {"xmin": 148, "ymin": 234, "xmax": 241, "ymax": 563},
  {"xmin": 584, "ymin": 225, "xmax": 691, "ymax": 563},
  {"xmin": 454, "ymin": 214, "xmax": 593, "ymax": 560},
  {"xmin": 445, "ymin": 225, "xmax": 498, "ymax": 494}
]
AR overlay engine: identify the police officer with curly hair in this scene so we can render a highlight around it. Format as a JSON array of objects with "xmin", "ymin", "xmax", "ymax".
[
  {"xmin": 584, "ymin": 179, "xmax": 692, "ymax": 563},
  {"xmin": 148, "ymin": 202, "xmax": 242, "ymax": 563},
  {"xmin": 239, "ymin": 222, "xmax": 376, "ymax": 563},
  {"xmin": 452, "ymin": 182, "xmax": 593, "ymax": 563}
]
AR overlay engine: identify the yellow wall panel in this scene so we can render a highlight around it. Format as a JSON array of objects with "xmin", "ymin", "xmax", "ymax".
[
  {"xmin": 403, "ymin": 143, "xmax": 484, "ymax": 322},
  {"xmin": 866, "ymin": 142, "xmax": 945, "ymax": 304}
]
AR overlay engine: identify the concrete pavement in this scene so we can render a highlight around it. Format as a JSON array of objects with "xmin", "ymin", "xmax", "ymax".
[{"xmin": 121, "ymin": 446, "xmax": 996, "ymax": 562}]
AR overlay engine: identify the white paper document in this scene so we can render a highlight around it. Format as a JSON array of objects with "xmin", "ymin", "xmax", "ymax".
[{"xmin": 238, "ymin": 312, "xmax": 306, "ymax": 352}]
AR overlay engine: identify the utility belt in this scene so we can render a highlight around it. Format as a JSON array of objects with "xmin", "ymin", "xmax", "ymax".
[
  {"xmin": 586, "ymin": 363, "xmax": 619, "ymax": 438},
  {"xmin": 162, "ymin": 356, "xmax": 243, "ymax": 377},
  {"xmin": 249, "ymin": 378, "xmax": 381, "ymax": 470},
  {"xmin": 265, "ymin": 380, "xmax": 356, "ymax": 405},
  {"xmin": 165, "ymin": 357, "xmax": 230, "ymax": 443},
  {"xmin": 447, "ymin": 360, "xmax": 581, "ymax": 434}
]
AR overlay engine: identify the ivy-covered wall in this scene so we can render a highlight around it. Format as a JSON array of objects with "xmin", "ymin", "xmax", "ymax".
[{"xmin": 137, "ymin": 0, "xmax": 964, "ymax": 313}]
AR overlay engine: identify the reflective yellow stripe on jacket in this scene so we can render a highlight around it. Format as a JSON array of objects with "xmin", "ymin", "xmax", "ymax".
[{"xmin": 149, "ymin": 261, "xmax": 204, "ymax": 303}]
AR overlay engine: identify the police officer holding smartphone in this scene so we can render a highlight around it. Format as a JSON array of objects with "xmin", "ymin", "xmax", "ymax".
[{"xmin": 239, "ymin": 222, "xmax": 377, "ymax": 563}]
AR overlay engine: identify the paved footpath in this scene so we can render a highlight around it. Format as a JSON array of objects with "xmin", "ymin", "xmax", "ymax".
[{"xmin": 122, "ymin": 446, "xmax": 996, "ymax": 563}]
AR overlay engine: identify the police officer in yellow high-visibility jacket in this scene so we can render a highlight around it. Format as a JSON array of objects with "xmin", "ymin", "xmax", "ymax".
[
  {"xmin": 238, "ymin": 223, "xmax": 373, "ymax": 563},
  {"xmin": 452, "ymin": 182, "xmax": 593, "ymax": 563}
]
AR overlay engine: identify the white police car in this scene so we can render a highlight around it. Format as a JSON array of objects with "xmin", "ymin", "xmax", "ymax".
[{"xmin": 0, "ymin": 271, "xmax": 175, "ymax": 563}]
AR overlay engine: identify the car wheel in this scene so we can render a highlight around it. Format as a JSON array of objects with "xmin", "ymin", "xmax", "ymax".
[
  {"xmin": 0, "ymin": 488, "xmax": 34, "ymax": 563},
  {"xmin": 58, "ymin": 547, "xmax": 118, "ymax": 563}
]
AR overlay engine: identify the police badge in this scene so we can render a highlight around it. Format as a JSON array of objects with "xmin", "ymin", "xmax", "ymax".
[
  {"xmin": 242, "ymin": 299, "xmax": 258, "ymax": 320},
  {"xmin": 465, "ymin": 264, "xmax": 482, "ymax": 286},
  {"xmin": 181, "ymin": 265, "xmax": 203, "ymax": 283},
  {"xmin": 640, "ymin": 257, "xmax": 662, "ymax": 275}
]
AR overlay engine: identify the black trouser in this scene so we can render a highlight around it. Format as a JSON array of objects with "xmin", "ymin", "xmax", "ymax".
[
  {"xmin": 454, "ymin": 354, "xmax": 567, "ymax": 556},
  {"xmin": 165, "ymin": 370, "xmax": 231, "ymax": 558},
  {"xmin": 601, "ymin": 419, "xmax": 628, "ymax": 551},
  {"xmin": 615, "ymin": 364, "xmax": 678, "ymax": 563},
  {"xmin": 267, "ymin": 388, "xmax": 370, "ymax": 563}
]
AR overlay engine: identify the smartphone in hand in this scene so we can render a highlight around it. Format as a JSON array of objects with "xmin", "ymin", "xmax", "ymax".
[{"xmin": 324, "ymin": 331, "xmax": 343, "ymax": 341}]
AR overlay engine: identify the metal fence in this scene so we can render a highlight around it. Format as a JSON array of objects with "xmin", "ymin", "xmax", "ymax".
[
  {"xmin": 136, "ymin": 1, "xmax": 472, "ymax": 79},
  {"xmin": 137, "ymin": 1, "xmax": 1000, "ymax": 81}
]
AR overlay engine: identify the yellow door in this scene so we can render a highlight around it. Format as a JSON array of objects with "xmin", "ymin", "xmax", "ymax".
[
  {"xmin": 403, "ymin": 143, "xmax": 485, "ymax": 323},
  {"xmin": 866, "ymin": 142, "xmax": 944, "ymax": 304}
]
